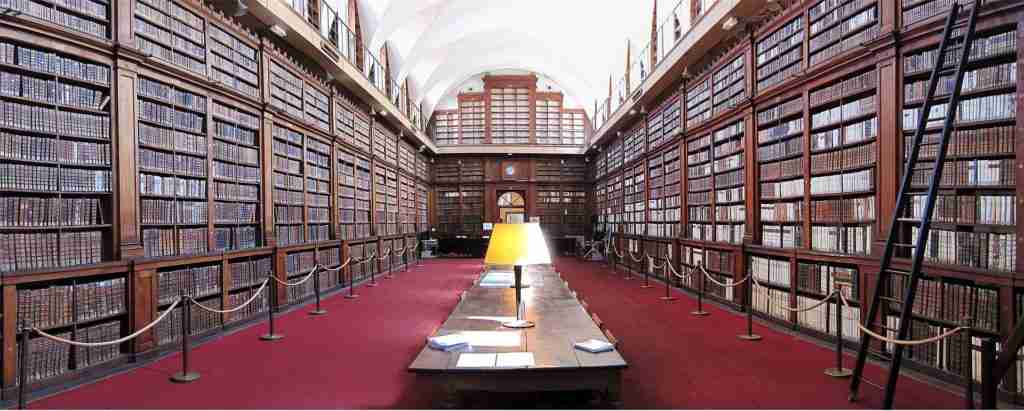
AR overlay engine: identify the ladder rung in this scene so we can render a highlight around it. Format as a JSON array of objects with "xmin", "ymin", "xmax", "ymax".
[
  {"xmin": 883, "ymin": 268, "xmax": 911, "ymax": 275},
  {"xmin": 897, "ymin": 218, "xmax": 921, "ymax": 224},
  {"xmin": 880, "ymin": 296, "xmax": 903, "ymax": 303},
  {"xmin": 892, "ymin": 243, "xmax": 917, "ymax": 248}
]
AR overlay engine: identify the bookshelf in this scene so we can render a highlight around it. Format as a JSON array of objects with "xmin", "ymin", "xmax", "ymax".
[
  {"xmin": 436, "ymin": 185, "xmax": 458, "ymax": 235},
  {"xmin": 373, "ymin": 164, "xmax": 388, "ymax": 236},
  {"xmin": 535, "ymin": 95, "xmax": 561, "ymax": 144},
  {"xmin": 373, "ymin": 124, "xmax": 397, "ymax": 166},
  {"xmin": 489, "ymin": 87, "xmax": 529, "ymax": 144},
  {"xmin": 647, "ymin": 90, "xmax": 681, "ymax": 149},
  {"xmin": 607, "ymin": 135, "xmax": 623, "ymax": 173},
  {"xmin": 460, "ymin": 184, "xmax": 484, "ymax": 236},
  {"xmin": 268, "ymin": 60, "xmax": 303, "ymax": 121},
  {"xmin": 686, "ymin": 132, "xmax": 712, "ymax": 242},
  {"xmin": 595, "ymin": 149, "xmax": 607, "ymax": 180},
  {"xmin": 208, "ymin": 24, "xmax": 259, "ymax": 100},
  {"xmin": 898, "ymin": 26, "xmax": 1018, "ymax": 273},
  {"xmin": 211, "ymin": 100, "xmax": 261, "ymax": 252},
  {"xmin": 226, "ymin": 255, "xmax": 271, "ymax": 323},
  {"xmin": 459, "ymin": 97, "xmax": 484, "ymax": 144},
  {"xmin": 4, "ymin": 0, "xmax": 109, "ymax": 39},
  {"xmin": 416, "ymin": 182, "xmax": 428, "ymax": 233},
  {"xmin": 400, "ymin": 173, "xmax": 415, "ymax": 235},
  {"xmin": 0, "ymin": 39, "xmax": 113, "ymax": 272},
  {"xmin": 561, "ymin": 109, "xmax": 587, "ymax": 146},
  {"xmin": 623, "ymin": 123, "xmax": 645, "ymax": 166},
  {"xmin": 808, "ymin": 68, "xmax": 878, "ymax": 256},
  {"xmin": 154, "ymin": 263, "xmax": 222, "ymax": 345},
  {"xmin": 431, "ymin": 109, "xmax": 459, "ymax": 146},
  {"xmin": 608, "ymin": 173, "xmax": 623, "ymax": 235},
  {"xmin": 136, "ymin": 76, "xmax": 209, "ymax": 258},
  {"xmin": 460, "ymin": 158, "xmax": 484, "ymax": 182},
  {"xmin": 536, "ymin": 185, "xmax": 587, "ymax": 237},
  {"xmin": 795, "ymin": 260, "xmax": 861, "ymax": 341},
  {"xmin": 712, "ymin": 56, "xmax": 746, "ymax": 117},
  {"xmin": 134, "ymin": 0, "xmax": 207, "ymax": 77},
  {"xmin": 385, "ymin": 167, "xmax": 399, "ymax": 236},
  {"xmin": 624, "ymin": 164, "xmax": 646, "ymax": 236},
  {"xmin": 756, "ymin": 16, "xmax": 804, "ymax": 92},
  {"xmin": 304, "ymin": 134, "xmax": 331, "ymax": 242},
  {"xmin": 757, "ymin": 95, "xmax": 805, "ymax": 249},
  {"xmin": 647, "ymin": 145, "xmax": 681, "ymax": 238},
  {"xmin": 685, "ymin": 76, "xmax": 711, "ymax": 130},
  {"xmin": 749, "ymin": 254, "xmax": 793, "ymax": 323},
  {"xmin": 271, "ymin": 123, "xmax": 305, "ymax": 246},
  {"xmin": 335, "ymin": 94, "xmax": 372, "ymax": 153},
  {"xmin": 16, "ymin": 273, "xmax": 127, "ymax": 384},
  {"xmin": 712, "ymin": 120, "xmax": 745, "ymax": 245},
  {"xmin": 681, "ymin": 245, "xmax": 735, "ymax": 302},
  {"xmin": 807, "ymin": 0, "xmax": 880, "ymax": 67},
  {"xmin": 284, "ymin": 249, "xmax": 315, "ymax": 303}
]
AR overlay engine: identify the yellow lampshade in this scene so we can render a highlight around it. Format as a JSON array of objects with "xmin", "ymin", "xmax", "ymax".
[{"xmin": 483, "ymin": 223, "xmax": 552, "ymax": 266}]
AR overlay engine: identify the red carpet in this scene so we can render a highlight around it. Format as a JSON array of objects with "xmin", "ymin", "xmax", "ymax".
[
  {"xmin": 33, "ymin": 257, "xmax": 962, "ymax": 409},
  {"xmin": 554, "ymin": 257, "xmax": 962, "ymax": 409},
  {"xmin": 33, "ymin": 259, "xmax": 483, "ymax": 409}
]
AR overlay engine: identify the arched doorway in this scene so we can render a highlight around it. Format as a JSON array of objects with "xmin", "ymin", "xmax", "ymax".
[{"xmin": 497, "ymin": 191, "xmax": 526, "ymax": 223}]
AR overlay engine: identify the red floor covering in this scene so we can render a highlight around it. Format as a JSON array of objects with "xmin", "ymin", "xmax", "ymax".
[
  {"xmin": 554, "ymin": 257, "xmax": 962, "ymax": 409},
  {"xmin": 32, "ymin": 257, "xmax": 963, "ymax": 409}
]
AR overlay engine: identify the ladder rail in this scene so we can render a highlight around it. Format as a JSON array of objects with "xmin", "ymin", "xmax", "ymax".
[{"xmin": 847, "ymin": 2, "xmax": 979, "ymax": 406}]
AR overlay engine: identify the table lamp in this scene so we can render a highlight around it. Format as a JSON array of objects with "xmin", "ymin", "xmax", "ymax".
[{"xmin": 484, "ymin": 223, "xmax": 551, "ymax": 329}]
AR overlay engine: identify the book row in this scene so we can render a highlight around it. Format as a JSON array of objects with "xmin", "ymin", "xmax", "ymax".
[
  {"xmin": 909, "ymin": 159, "xmax": 1015, "ymax": 188},
  {"xmin": 0, "ymin": 231, "xmax": 102, "ymax": 272},
  {"xmin": 213, "ymin": 225, "xmax": 258, "ymax": 251},
  {"xmin": 140, "ymin": 199, "xmax": 206, "ymax": 225},
  {"xmin": 0, "ymin": 100, "xmax": 109, "ymax": 139},
  {"xmin": 810, "ymin": 225, "xmax": 873, "ymax": 255},
  {"xmin": 798, "ymin": 262, "xmax": 858, "ymax": 299},
  {"xmin": 0, "ymin": 41, "xmax": 109, "ymax": 85},
  {"xmin": 0, "ymin": 71, "xmax": 108, "ymax": 110},
  {"xmin": 810, "ymin": 196, "xmax": 876, "ymax": 222},
  {"xmin": 157, "ymin": 264, "xmax": 221, "ymax": 305},
  {"xmin": 889, "ymin": 275, "xmax": 999, "ymax": 332},
  {"xmin": 139, "ymin": 174, "xmax": 206, "ymax": 198},
  {"xmin": 911, "ymin": 227, "xmax": 1016, "ymax": 272},
  {"xmin": 907, "ymin": 194, "xmax": 1016, "ymax": 226},
  {"xmin": 906, "ymin": 126, "xmax": 1014, "ymax": 160},
  {"xmin": 142, "ymin": 227, "xmax": 207, "ymax": 258},
  {"xmin": 155, "ymin": 299, "xmax": 221, "ymax": 345},
  {"xmin": 0, "ymin": 197, "xmax": 103, "ymax": 227}
]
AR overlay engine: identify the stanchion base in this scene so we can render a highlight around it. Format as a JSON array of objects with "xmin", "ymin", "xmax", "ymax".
[
  {"xmin": 691, "ymin": 311, "xmax": 710, "ymax": 316},
  {"xmin": 660, "ymin": 296, "xmax": 678, "ymax": 301},
  {"xmin": 502, "ymin": 320, "xmax": 536, "ymax": 329},
  {"xmin": 344, "ymin": 294, "xmax": 360, "ymax": 299},
  {"xmin": 824, "ymin": 367, "xmax": 853, "ymax": 378},
  {"xmin": 309, "ymin": 309, "xmax": 328, "ymax": 316},
  {"xmin": 169, "ymin": 371, "xmax": 200, "ymax": 383},
  {"xmin": 737, "ymin": 334, "xmax": 762, "ymax": 341},
  {"xmin": 259, "ymin": 333, "xmax": 284, "ymax": 341},
  {"xmin": 640, "ymin": 283, "xmax": 654, "ymax": 288},
  {"xmin": 366, "ymin": 282, "xmax": 379, "ymax": 287}
]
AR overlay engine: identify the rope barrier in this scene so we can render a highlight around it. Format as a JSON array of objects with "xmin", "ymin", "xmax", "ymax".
[
  {"xmin": 648, "ymin": 256, "xmax": 665, "ymax": 270},
  {"xmin": 378, "ymin": 248, "xmax": 392, "ymax": 260},
  {"xmin": 321, "ymin": 258, "xmax": 353, "ymax": 272},
  {"xmin": 667, "ymin": 262, "xmax": 690, "ymax": 280},
  {"xmin": 749, "ymin": 275, "xmax": 836, "ymax": 313},
  {"xmin": 190, "ymin": 280, "xmax": 270, "ymax": 314},
  {"xmin": 701, "ymin": 267, "xmax": 751, "ymax": 287},
  {"xmin": 838, "ymin": 292, "xmax": 967, "ymax": 346},
  {"xmin": 35, "ymin": 299, "xmax": 182, "ymax": 347},
  {"xmin": 361, "ymin": 251, "xmax": 377, "ymax": 264},
  {"xmin": 271, "ymin": 265, "xmax": 319, "ymax": 287},
  {"xmin": 628, "ymin": 250, "xmax": 645, "ymax": 263}
]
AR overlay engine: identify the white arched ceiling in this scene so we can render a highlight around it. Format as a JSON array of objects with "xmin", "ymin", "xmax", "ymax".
[{"xmin": 359, "ymin": 0, "xmax": 658, "ymax": 118}]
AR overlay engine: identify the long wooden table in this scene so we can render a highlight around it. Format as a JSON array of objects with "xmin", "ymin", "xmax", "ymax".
[{"xmin": 408, "ymin": 266, "xmax": 627, "ymax": 407}]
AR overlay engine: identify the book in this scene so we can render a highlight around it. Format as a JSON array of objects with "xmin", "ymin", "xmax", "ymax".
[
  {"xmin": 574, "ymin": 339, "xmax": 615, "ymax": 353},
  {"xmin": 428, "ymin": 333, "xmax": 470, "ymax": 352}
]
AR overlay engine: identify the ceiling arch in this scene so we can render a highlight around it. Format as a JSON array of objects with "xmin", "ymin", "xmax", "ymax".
[{"xmin": 360, "ymin": 0, "xmax": 658, "ymax": 119}]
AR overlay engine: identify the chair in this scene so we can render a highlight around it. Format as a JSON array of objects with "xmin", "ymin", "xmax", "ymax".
[{"xmin": 590, "ymin": 312, "xmax": 604, "ymax": 330}]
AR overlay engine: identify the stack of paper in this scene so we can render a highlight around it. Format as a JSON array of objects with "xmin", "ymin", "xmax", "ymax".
[
  {"xmin": 573, "ymin": 339, "xmax": 615, "ymax": 353},
  {"xmin": 428, "ymin": 333, "xmax": 469, "ymax": 352}
]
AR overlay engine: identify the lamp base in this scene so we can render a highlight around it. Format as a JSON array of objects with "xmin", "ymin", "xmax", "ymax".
[
  {"xmin": 660, "ymin": 296, "xmax": 678, "ymax": 301},
  {"xmin": 502, "ymin": 320, "xmax": 535, "ymax": 329},
  {"xmin": 691, "ymin": 311, "xmax": 710, "ymax": 316},
  {"xmin": 309, "ymin": 309, "xmax": 327, "ymax": 316}
]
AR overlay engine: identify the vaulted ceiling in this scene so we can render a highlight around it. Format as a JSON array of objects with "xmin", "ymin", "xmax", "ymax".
[{"xmin": 358, "ymin": 0, "xmax": 662, "ymax": 118}]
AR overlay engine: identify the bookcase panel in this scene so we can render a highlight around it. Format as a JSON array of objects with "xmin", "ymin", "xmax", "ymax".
[
  {"xmin": 647, "ymin": 90, "xmax": 681, "ymax": 149},
  {"xmin": 623, "ymin": 164, "xmax": 646, "ymax": 236},
  {"xmin": 0, "ymin": 39, "xmax": 113, "ymax": 272},
  {"xmin": 134, "ymin": 0, "xmax": 207, "ymax": 76},
  {"xmin": 336, "ymin": 146, "xmax": 370, "ymax": 240},
  {"xmin": 416, "ymin": 182, "xmax": 428, "ymax": 233},
  {"xmin": 208, "ymin": 24, "xmax": 259, "ymax": 100},
  {"xmin": 607, "ymin": 136, "xmax": 623, "ymax": 173},
  {"xmin": 489, "ymin": 87, "xmax": 529, "ymax": 144},
  {"xmin": 681, "ymin": 245, "xmax": 735, "ymax": 301},
  {"xmin": 535, "ymin": 97, "xmax": 561, "ymax": 145},
  {"xmin": 806, "ymin": 0, "xmax": 880, "ymax": 67},
  {"xmin": 5, "ymin": 0, "xmax": 109, "ymax": 39},
  {"xmin": 154, "ymin": 263, "xmax": 222, "ymax": 345},
  {"xmin": 305, "ymin": 134, "xmax": 331, "ymax": 243},
  {"xmin": 436, "ymin": 185, "xmax": 459, "ymax": 235},
  {"xmin": 284, "ymin": 249, "xmax": 316, "ymax": 303},
  {"xmin": 808, "ymin": 68, "xmax": 878, "ymax": 256},
  {"xmin": 561, "ymin": 110, "xmax": 587, "ymax": 146},
  {"xmin": 898, "ymin": 26, "xmax": 1018, "ymax": 273},
  {"xmin": 623, "ymin": 122, "xmax": 645, "ymax": 166},
  {"xmin": 757, "ymin": 96, "xmax": 805, "ymax": 249},
  {"xmin": 226, "ymin": 255, "xmax": 270, "ymax": 323},
  {"xmin": 459, "ymin": 99, "xmax": 484, "ymax": 144},
  {"xmin": 211, "ymin": 99, "xmax": 261, "ymax": 252},
  {"xmin": 136, "ymin": 76, "xmax": 209, "ymax": 258},
  {"xmin": 686, "ymin": 76, "xmax": 711, "ymax": 129},
  {"xmin": 756, "ymin": 16, "xmax": 804, "ymax": 91},
  {"xmin": 460, "ymin": 184, "xmax": 484, "ymax": 235},
  {"xmin": 268, "ymin": 60, "xmax": 303, "ymax": 122},
  {"xmin": 712, "ymin": 55, "xmax": 746, "ymax": 117},
  {"xmin": 16, "ymin": 273, "xmax": 127, "ymax": 383},
  {"xmin": 712, "ymin": 120, "xmax": 746, "ymax": 245},
  {"xmin": 432, "ymin": 109, "xmax": 459, "ymax": 146},
  {"xmin": 303, "ymin": 84, "xmax": 330, "ymax": 134},
  {"xmin": 335, "ymin": 95, "xmax": 371, "ymax": 154},
  {"xmin": 686, "ymin": 133, "xmax": 712, "ymax": 241}
]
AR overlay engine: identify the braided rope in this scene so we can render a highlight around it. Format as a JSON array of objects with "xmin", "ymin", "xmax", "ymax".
[
  {"xmin": 667, "ymin": 262, "xmax": 690, "ymax": 280},
  {"xmin": 272, "ymin": 265, "xmax": 319, "ymax": 287},
  {"xmin": 361, "ymin": 251, "xmax": 377, "ymax": 263},
  {"xmin": 701, "ymin": 267, "xmax": 751, "ymax": 287},
  {"xmin": 628, "ymin": 250, "xmax": 645, "ymax": 263},
  {"xmin": 34, "ymin": 299, "xmax": 182, "ymax": 347},
  {"xmin": 321, "ymin": 258, "xmax": 353, "ymax": 272},
  {"xmin": 838, "ymin": 292, "xmax": 967, "ymax": 346},
  {"xmin": 191, "ymin": 280, "xmax": 269, "ymax": 314},
  {"xmin": 378, "ymin": 248, "xmax": 392, "ymax": 259},
  {"xmin": 648, "ymin": 256, "xmax": 665, "ymax": 270},
  {"xmin": 749, "ymin": 275, "xmax": 836, "ymax": 313}
]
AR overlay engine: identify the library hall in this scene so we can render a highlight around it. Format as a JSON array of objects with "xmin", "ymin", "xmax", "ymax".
[{"xmin": 0, "ymin": 0, "xmax": 1021, "ymax": 409}]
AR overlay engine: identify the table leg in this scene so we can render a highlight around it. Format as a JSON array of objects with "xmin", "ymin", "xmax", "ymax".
[{"xmin": 606, "ymin": 374, "xmax": 624, "ymax": 409}]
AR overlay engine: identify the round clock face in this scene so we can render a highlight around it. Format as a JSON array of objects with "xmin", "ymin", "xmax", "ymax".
[{"xmin": 504, "ymin": 165, "xmax": 516, "ymax": 176}]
